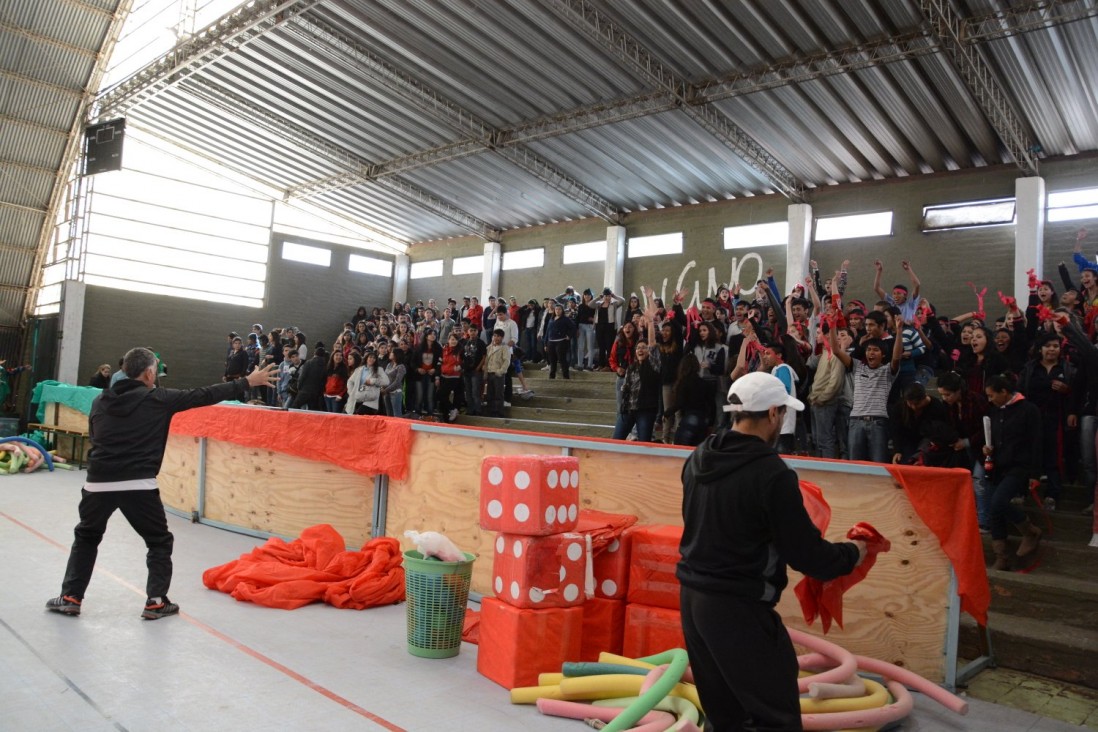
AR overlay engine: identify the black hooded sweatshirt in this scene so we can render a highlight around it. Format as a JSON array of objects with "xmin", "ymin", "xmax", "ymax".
[
  {"xmin": 677, "ymin": 430, "xmax": 860, "ymax": 604},
  {"xmin": 87, "ymin": 378, "xmax": 248, "ymax": 484}
]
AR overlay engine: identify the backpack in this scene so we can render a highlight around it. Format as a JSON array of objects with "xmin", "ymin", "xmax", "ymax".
[{"xmin": 808, "ymin": 351, "xmax": 845, "ymax": 405}]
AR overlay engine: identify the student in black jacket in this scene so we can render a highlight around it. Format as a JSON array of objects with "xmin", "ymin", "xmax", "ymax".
[
  {"xmin": 46, "ymin": 347, "xmax": 277, "ymax": 619},
  {"xmin": 677, "ymin": 372, "xmax": 867, "ymax": 731},
  {"xmin": 983, "ymin": 373, "xmax": 1044, "ymax": 571}
]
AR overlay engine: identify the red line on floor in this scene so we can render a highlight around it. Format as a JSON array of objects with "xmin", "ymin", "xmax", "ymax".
[{"xmin": 1, "ymin": 510, "xmax": 407, "ymax": 732}]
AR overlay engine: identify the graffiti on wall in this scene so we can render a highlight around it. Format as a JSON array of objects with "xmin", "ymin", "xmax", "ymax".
[{"xmin": 637, "ymin": 252, "xmax": 768, "ymax": 309}]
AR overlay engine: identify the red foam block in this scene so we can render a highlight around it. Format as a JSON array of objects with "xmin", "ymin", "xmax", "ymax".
[
  {"xmin": 477, "ymin": 598, "xmax": 583, "ymax": 689},
  {"xmin": 625, "ymin": 524, "xmax": 683, "ymax": 610}
]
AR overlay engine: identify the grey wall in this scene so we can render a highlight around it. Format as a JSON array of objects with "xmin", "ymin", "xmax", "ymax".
[
  {"xmin": 78, "ymin": 235, "xmax": 394, "ymax": 388},
  {"xmin": 407, "ymin": 157, "xmax": 1098, "ymax": 319},
  {"xmin": 77, "ymin": 157, "xmax": 1098, "ymax": 387}
]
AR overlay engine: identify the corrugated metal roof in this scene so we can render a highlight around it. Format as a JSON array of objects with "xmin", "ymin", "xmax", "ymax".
[
  {"xmin": 4, "ymin": 0, "xmax": 1098, "ymax": 312},
  {"xmin": 0, "ymin": 0, "xmax": 120, "ymax": 331}
]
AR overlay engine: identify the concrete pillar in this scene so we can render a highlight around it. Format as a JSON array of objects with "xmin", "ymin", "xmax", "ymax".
[
  {"xmin": 786, "ymin": 203, "xmax": 813, "ymax": 296},
  {"xmin": 57, "ymin": 279, "xmax": 86, "ymax": 384},
  {"xmin": 481, "ymin": 241, "xmax": 501, "ymax": 303},
  {"xmin": 605, "ymin": 226, "xmax": 626, "ymax": 325},
  {"xmin": 604, "ymin": 226, "xmax": 626, "ymax": 295},
  {"xmin": 392, "ymin": 254, "xmax": 409, "ymax": 305},
  {"xmin": 1015, "ymin": 177, "xmax": 1046, "ymax": 303}
]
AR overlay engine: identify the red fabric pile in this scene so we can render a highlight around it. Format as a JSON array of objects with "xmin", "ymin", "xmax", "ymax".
[
  {"xmin": 170, "ymin": 406, "xmax": 414, "ymax": 479},
  {"xmin": 202, "ymin": 524, "xmax": 406, "ymax": 610}
]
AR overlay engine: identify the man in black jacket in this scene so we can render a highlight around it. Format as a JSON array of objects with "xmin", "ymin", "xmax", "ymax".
[
  {"xmin": 677, "ymin": 372, "xmax": 867, "ymax": 731},
  {"xmin": 46, "ymin": 347, "xmax": 277, "ymax": 620}
]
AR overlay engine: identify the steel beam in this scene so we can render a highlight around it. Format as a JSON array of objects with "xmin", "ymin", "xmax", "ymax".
[
  {"xmin": 286, "ymin": 16, "xmax": 623, "ymax": 223},
  {"xmin": 93, "ymin": 0, "xmax": 323, "ymax": 120},
  {"xmin": 0, "ymin": 19, "xmax": 99, "ymax": 59},
  {"xmin": 963, "ymin": 0, "xmax": 1098, "ymax": 42},
  {"xmin": 918, "ymin": 0, "xmax": 1040, "ymax": 175},
  {"xmin": 183, "ymin": 79, "xmax": 501, "ymax": 241},
  {"xmin": 0, "ymin": 114, "xmax": 70, "ymax": 139},
  {"xmin": 0, "ymin": 158, "xmax": 60, "ymax": 178},
  {"xmin": 544, "ymin": 0, "xmax": 804, "ymax": 201}
]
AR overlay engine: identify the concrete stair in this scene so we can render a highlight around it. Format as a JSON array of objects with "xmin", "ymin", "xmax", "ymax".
[
  {"xmin": 961, "ymin": 486, "xmax": 1098, "ymax": 690},
  {"xmin": 452, "ymin": 361, "xmax": 619, "ymax": 439}
]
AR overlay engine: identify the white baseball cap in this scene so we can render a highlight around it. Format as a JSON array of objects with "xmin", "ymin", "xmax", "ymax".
[{"xmin": 724, "ymin": 372, "xmax": 805, "ymax": 413}]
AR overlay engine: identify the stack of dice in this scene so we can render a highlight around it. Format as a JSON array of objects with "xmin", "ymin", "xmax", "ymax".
[{"xmin": 475, "ymin": 455, "xmax": 636, "ymax": 688}]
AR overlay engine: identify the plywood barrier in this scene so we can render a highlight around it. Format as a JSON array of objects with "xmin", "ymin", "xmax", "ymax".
[
  {"xmin": 385, "ymin": 429, "xmax": 560, "ymax": 593},
  {"xmin": 159, "ymin": 434, "xmax": 201, "ymax": 513},
  {"xmin": 162, "ymin": 418, "xmax": 972, "ymax": 683},
  {"xmin": 53, "ymin": 404, "xmax": 89, "ymax": 433},
  {"xmin": 779, "ymin": 468, "xmax": 950, "ymax": 683},
  {"xmin": 200, "ymin": 439, "xmax": 376, "ymax": 548}
]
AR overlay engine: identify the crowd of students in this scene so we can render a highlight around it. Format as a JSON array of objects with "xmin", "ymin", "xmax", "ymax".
[{"xmin": 216, "ymin": 228, "xmax": 1098, "ymax": 561}]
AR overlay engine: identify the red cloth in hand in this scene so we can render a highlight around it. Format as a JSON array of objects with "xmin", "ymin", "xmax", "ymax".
[
  {"xmin": 795, "ymin": 522, "xmax": 890, "ymax": 633},
  {"xmin": 815, "ymin": 523, "xmax": 891, "ymax": 632}
]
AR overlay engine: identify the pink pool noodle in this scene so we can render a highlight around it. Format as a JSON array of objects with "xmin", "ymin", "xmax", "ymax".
[
  {"xmin": 639, "ymin": 664, "xmax": 668, "ymax": 694},
  {"xmin": 854, "ymin": 654, "xmax": 968, "ymax": 715},
  {"xmin": 802, "ymin": 679, "xmax": 914, "ymax": 730},
  {"xmin": 787, "ymin": 628, "xmax": 858, "ymax": 693},
  {"xmin": 536, "ymin": 698, "xmax": 673, "ymax": 727}
]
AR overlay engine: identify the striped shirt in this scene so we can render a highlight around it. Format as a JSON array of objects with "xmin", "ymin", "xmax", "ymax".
[{"xmin": 850, "ymin": 360, "xmax": 895, "ymax": 417}]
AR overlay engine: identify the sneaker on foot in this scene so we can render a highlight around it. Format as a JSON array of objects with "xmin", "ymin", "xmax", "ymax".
[
  {"xmin": 520, "ymin": 390, "xmax": 534, "ymax": 400},
  {"xmin": 141, "ymin": 597, "xmax": 179, "ymax": 620},
  {"xmin": 45, "ymin": 595, "xmax": 81, "ymax": 615},
  {"xmin": 448, "ymin": 408, "xmax": 458, "ymax": 421},
  {"xmin": 1043, "ymin": 496, "xmax": 1057, "ymax": 511},
  {"xmin": 503, "ymin": 401, "xmax": 512, "ymax": 407},
  {"xmin": 541, "ymin": 365, "xmax": 550, "ymax": 371}
]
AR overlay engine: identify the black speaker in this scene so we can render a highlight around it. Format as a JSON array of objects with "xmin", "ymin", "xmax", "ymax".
[{"xmin": 84, "ymin": 118, "xmax": 126, "ymax": 175}]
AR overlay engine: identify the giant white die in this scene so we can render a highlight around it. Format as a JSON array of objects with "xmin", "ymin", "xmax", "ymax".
[
  {"xmin": 492, "ymin": 532, "xmax": 586, "ymax": 609},
  {"xmin": 479, "ymin": 455, "xmax": 580, "ymax": 535}
]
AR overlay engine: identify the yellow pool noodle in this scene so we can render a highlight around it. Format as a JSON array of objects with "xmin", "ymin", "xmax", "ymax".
[
  {"xmin": 799, "ymin": 678, "xmax": 889, "ymax": 714},
  {"xmin": 509, "ymin": 684, "xmax": 565, "ymax": 705}
]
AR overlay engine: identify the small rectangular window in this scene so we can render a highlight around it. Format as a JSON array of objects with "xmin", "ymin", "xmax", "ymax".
[
  {"xmin": 410, "ymin": 259, "xmax": 443, "ymax": 279},
  {"xmin": 724, "ymin": 222, "xmax": 788, "ymax": 250},
  {"xmin": 282, "ymin": 241, "xmax": 331, "ymax": 267},
  {"xmin": 502, "ymin": 248, "xmax": 544, "ymax": 270},
  {"xmin": 563, "ymin": 241, "xmax": 605, "ymax": 264},
  {"xmin": 348, "ymin": 254, "xmax": 393, "ymax": 277},
  {"xmin": 452, "ymin": 255, "xmax": 483, "ymax": 276},
  {"xmin": 815, "ymin": 211, "xmax": 893, "ymax": 241},
  {"xmin": 1048, "ymin": 187, "xmax": 1098, "ymax": 223},
  {"xmin": 921, "ymin": 198, "xmax": 1015, "ymax": 231},
  {"xmin": 628, "ymin": 232, "xmax": 683, "ymax": 258}
]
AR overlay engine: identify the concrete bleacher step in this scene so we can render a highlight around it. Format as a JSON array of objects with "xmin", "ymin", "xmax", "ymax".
[
  {"xmin": 457, "ymin": 414, "xmax": 614, "ymax": 439},
  {"xmin": 965, "ymin": 476, "xmax": 1098, "ymax": 689},
  {"xmin": 513, "ymin": 393, "xmax": 619, "ymax": 412},
  {"xmin": 517, "ymin": 376, "xmax": 618, "ymax": 399},
  {"xmin": 960, "ymin": 611, "xmax": 1098, "ymax": 690},
  {"xmin": 508, "ymin": 404, "xmax": 616, "ymax": 426},
  {"xmin": 984, "ymin": 568, "xmax": 1098, "ymax": 631}
]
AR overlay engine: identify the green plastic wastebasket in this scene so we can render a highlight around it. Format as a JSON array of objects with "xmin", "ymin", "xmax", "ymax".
[{"xmin": 403, "ymin": 550, "xmax": 475, "ymax": 658}]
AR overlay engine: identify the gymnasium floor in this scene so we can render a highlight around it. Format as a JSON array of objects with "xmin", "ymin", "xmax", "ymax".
[{"xmin": 0, "ymin": 470, "xmax": 1084, "ymax": 731}]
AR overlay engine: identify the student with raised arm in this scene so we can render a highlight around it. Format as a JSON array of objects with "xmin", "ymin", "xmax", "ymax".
[
  {"xmin": 831, "ymin": 313, "xmax": 905, "ymax": 463},
  {"xmin": 873, "ymin": 259, "xmax": 922, "ymax": 321}
]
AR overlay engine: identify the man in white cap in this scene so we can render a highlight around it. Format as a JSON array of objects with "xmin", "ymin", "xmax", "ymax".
[{"xmin": 677, "ymin": 371, "xmax": 867, "ymax": 731}]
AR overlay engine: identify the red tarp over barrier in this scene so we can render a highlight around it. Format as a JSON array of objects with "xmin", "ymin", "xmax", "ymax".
[
  {"xmin": 170, "ymin": 405, "xmax": 414, "ymax": 479},
  {"xmin": 202, "ymin": 524, "xmax": 405, "ymax": 610},
  {"xmin": 886, "ymin": 464, "xmax": 990, "ymax": 626}
]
